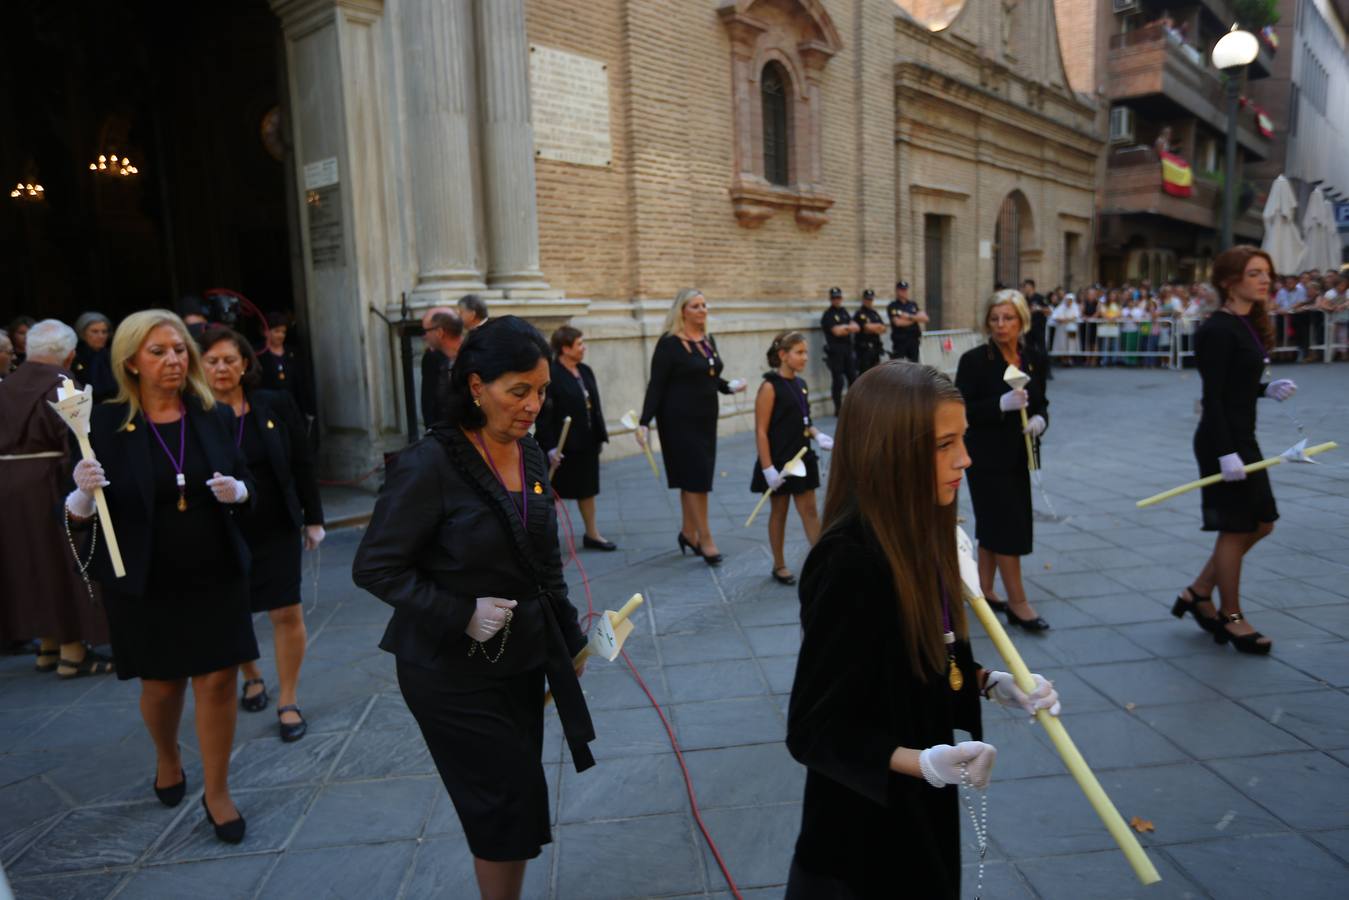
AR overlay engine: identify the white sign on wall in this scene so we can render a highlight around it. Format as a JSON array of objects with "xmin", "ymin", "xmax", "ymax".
[
  {"xmin": 979, "ymin": 240, "xmax": 993, "ymax": 260},
  {"xmin": 303, "ymin": 157, "xmax": 339, "ymax": 190},
  {"xmin": 529, "ymin": 45, "xmax": 613, "ymax": 168}
]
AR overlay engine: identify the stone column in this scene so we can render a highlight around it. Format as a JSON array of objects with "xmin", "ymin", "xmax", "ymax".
[
  {"xmin": 474, "ymin": 0, "xmax": 550, "ymax": 293},
  {"xmin": 402, "ymin": 0, "xmax": 487, "ymax": 301}
]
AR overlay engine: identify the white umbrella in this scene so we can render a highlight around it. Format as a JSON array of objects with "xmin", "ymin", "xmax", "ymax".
[
  {"xmin": 1261, "ymin": 175, "xmax": 1305, "ymax": 275},
  {"xmin": 1298, "ymin": 187, "xmax": 1340, "ymax": 273}
]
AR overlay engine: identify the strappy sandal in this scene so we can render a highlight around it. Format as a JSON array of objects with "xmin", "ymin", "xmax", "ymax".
[
  {"xmin": 1215, "ymin": 612, "xmax": 1272, "ymax": 655},
  {"xmin": 57, "ymin": 649, "xmax": 115, "ymax": 679},
  {"xmin": 241, "ymin": 678, "xmax": 269, "ymax": 712},
  {"xmin": 1172, "ymin": 586, "xmax": 1221, "ymax": 635},
  {"xmin": 35, "ymin": 647, "xmax": 60, "ymax": 673}
]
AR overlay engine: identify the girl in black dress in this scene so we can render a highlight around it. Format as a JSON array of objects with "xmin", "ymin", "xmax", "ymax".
[
  {"xmin": 201, "ymin": 328, "xmax": 326, "ymax": 741},
  {"xmin": 535, "ymin": 325, "xmax": 615, "ymax": 551},
  {"xmin": 751, "ymin": 332, "xmax": 830, "ymax": 585},
  {"xmin": 955, "ymin": 290, "xmax": 1051, "ymax": 631},
  {"xmin": 1173, "ymin": 247, "xmax": 1296, "ymax": 654},
  {"xmin": 786, "ymin": 362, "xmax": 1060, "ymax": 899},
  {"xmin": 66, "ymin": 310, "xmax": 256, "ymax": 843},
  {"xmin": 637, "ymin": 289, "xmax": 747, "ymax": 565},
  {"xmin": 353, "ymin": 317, "xmax": 593, "ymax": 900}
]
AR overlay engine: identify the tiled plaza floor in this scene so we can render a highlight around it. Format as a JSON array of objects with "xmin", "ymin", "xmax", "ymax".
[{"xmin": 2, "ymin": 362, "xmax": 1348, "ymax": 899}]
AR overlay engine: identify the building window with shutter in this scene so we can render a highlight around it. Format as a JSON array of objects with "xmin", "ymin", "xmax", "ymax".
[{"xmin": 761, "ymin": 62, "xmax": 790, "ymax": 187}]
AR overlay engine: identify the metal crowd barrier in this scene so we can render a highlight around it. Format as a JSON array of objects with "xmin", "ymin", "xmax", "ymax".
[
  {"xmin": 1046, "ymin": 317, "xmax": 1186, "ymax": 369},
  {"xmin": 921, "ymin": 329, "xmax": 984, "ymax": 375},
  {"xmin": 1267, "ymin": 309, "xmax": 1345, "ymax": 363}
]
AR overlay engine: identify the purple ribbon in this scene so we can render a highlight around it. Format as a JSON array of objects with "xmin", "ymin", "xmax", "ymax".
[
  {"xmin": 146, "ymin": 402, "xmax": 187, "ymax": 481},
  {"xmin": 474, "ymin": 430, "xmax": 527, "ymax": 525}
]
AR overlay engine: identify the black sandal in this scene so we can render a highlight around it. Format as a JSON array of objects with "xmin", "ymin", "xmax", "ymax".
[
  {"xmin": 35, "ymin": 648, "xmax": 60, "ymax": 673},
  {"xmin": 241, "ymin": 678, "xmax": 269, "ymax": 713},
  {"xmin": 1215, "ymin": 612, "xmax": 1272, "ymax": 655},
  {"xmin": 57, "ymin": 649, "xmax": 114, "ymax": 679},
  {"xmin": 1172, "ymin": 586, "xmax": 1221, "ymax": 635},
  {"xmin": 277, "ymin": 705, "xmax": 307, "ymax": 743}
]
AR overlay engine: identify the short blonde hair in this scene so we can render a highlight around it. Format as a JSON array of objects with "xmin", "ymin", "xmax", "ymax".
[
  {"xmin": 662, "ymin": 288, "xmax": 708, "ymax": 337},
  {"xmin": 110, "ymin": 309, "xmax": 215, "ymax": 429},
  {"xmin": 983, "ymin": 289, "xmax": 1031, "ymax": 336}
]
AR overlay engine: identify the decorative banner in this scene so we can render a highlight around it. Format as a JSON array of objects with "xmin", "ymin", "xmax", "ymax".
[
  {"xmin": 1159, "ymin": 151, "xmax": 1193, "ymax": 198},
  {"xmin": 1255, "ymin": 109, "xmax": 1274, "ymax": 138}
]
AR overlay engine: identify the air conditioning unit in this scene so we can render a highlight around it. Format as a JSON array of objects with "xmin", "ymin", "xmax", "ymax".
[
  {"xmin": 1109, "ymin": 107, "xmax": 1136, "ymax": 143},
  {"xmin": 1113, "ymin": 0, "xmax": 1140, "ymax": 13}
]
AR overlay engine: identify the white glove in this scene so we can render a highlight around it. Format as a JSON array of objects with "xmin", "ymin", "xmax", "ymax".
[
  {"xmin": 303, "ymin": 525, "xmax": 326, "ymax": 551},
  {"xmin": 67, "ymin": 458, "xmax": 108, "ymax": 519},
  {"xmin": 1265, "ymin": 379, "xmax": 1297, "ymax": 402},
  {"xmin": 1219, "ymin": 453, "xmax": 1247, "ymax": 482},
  {"xmin": 1022, "ymin": 414, "xmax": 1046, "ymax": 438},
  {"xmin": 918, "ymin": 741, "xmax": 998, "ymax": 789},
  {"xmin": 984, "ymin": 671, "xmax": 1061, "ymax": 718},
  {"xmin": 728, "ymin": 378, "xmax": 747, "ymax": 393},
  {"xmin": 999, "ymin": 388, "xmax": 1028, "ymax": 412},
  {"xmin": 547, "ymin": 447, "xmax": 563, "ymax": 468},
  {"xmin": 65, "ymin": 487, "xmax": 96, "ymax": 519},
  {"xmin": 815, "ymin": 432, "xmax": 834, "ymax": 451},
  {"xmin": 467, "ymin": 597, "xmax": 517, "ymax": 643},
  {"xmin": 206, "ymin": 472, "xmax": 249, "ymax": 504},
  {"xmin": 762, "ymin": 466, "xmax": 785, "ymax": 491},
  {"xmin": 635, "ymin": 425, "xmax": 649, "ymax": 449}
]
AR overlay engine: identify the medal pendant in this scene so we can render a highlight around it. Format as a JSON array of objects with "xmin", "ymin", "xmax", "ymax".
[
  {"xmin": 948, "ymin": 656, "xmax": 964, "ymax": 691},
  {"xmin": 177, "ymin": 493, "xmax": 187, "ymax": 512},
  {"xmin": 805, "ymin": 429, "xmax": 812, "ymax": 437},
  {"xmin": 278, "ymin": 371, "xmax": 286, "ymax": 381}
]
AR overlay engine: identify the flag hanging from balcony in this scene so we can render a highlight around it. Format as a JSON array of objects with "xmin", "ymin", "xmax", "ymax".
[
  {"xmin": 1159, "ymin": 150, "xmax": 1193, "ymax": 198},
  {"xmin": 1255, "ymin": 107, "xmax": 1274, "ymax": 138}
]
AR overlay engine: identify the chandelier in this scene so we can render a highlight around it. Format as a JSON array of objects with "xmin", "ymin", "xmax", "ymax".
[
  {"xmin": 89, "ymin": 153, "xmax": 139, "ymax": 177},
  {"xmin": 10, "ymin": 181, "xmax": 45, "ymax": 202}
]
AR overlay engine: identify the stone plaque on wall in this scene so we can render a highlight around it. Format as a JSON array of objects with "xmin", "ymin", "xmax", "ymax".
[
  {"xmin": 529, "ymin": 45, "xmax": 612, "ymax": 168},
  {"xmin": 307, "ymin": 185, "xmax": 343, "ymax": 268}
]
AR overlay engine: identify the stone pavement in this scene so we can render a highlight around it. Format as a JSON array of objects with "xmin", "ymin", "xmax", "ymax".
[{"xmin": 2, "ymin": 363, "xmax": 1348, "ymax": 900}]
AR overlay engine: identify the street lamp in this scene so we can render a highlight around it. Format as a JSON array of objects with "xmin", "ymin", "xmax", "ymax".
[{"xmin": 1212, "ymin": 24, "xmax": 1259, "ymax": 250}]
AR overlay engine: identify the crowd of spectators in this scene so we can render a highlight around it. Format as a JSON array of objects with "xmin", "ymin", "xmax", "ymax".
[{"xmin": 1018, "ymin": 268, "xmax": 1349, "ymax": 368}]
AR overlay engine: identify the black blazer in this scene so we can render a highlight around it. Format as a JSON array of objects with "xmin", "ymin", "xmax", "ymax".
[
  {"xmin": 83, "ymin": 395, "xmax": 256, "ymax": 596},
  {"xmin": 535, "ymin": 360, "xmax": 609, "ymax": 455},
  {"xmin": 246, "ymin": 388, "xmax": 324, "ymax": 528},
  {"xmin": 955, "ymin": 340, "xmax": 1049, "ymax": 471},
  {"xmin": 352, "ymin": 426, "xmax": 595, "ymax": 770},
  {"xmin": 787, "ymin": 518, "xmax": 982, "ymax": 897},
  {"xmin": 256, "ymin": 345, "xmax": 316, "ymax": 417}
]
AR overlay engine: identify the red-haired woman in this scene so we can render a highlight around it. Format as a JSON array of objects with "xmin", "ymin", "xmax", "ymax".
[{"xmin": 1173, "ymin": 246, "xmax": 1296, "ymax": 654}]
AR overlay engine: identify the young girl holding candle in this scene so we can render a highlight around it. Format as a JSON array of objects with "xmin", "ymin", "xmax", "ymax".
[
  {"xmin": 750, "ymin": 332, "xmax": 829, "ymax": 585},
  {"xmin": 785, "ymin": 361, "xmax": 1061, "ymax": 898}
]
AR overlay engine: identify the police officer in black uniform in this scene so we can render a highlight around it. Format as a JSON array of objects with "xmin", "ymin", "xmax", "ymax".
[
  {"xmin": 820, "ymin": 287, "xmax": 859, "ymax": 416},
  {"xmin": 853, "ymin": 289, "xmax": 886, "ymax": 374},
  {"xmin": 886, "ymin": 280, "xmax": 927, "ymax": 362}
]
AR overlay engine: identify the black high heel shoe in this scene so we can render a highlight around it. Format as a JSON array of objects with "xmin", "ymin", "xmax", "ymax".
[
  {"xmin": 677, "ymin": 533, "xmax": 703, "ymax": 557},
  {"xmin": 583, "ymin": 535, "xmax": 618, "ymax": 552},
  {"xmin": 1171, "ymin": 586, "xmax": 1220, "ymax": 635},
  {"xmin": 153, "ymin": 769, "xmax": 186, "ymax": 808},
  {"xmin": 771, "ymin": 567, "xmax": 796, "ymax": 585},
  {"xmin": 702, "ymin": 549, "xmax": 724, "ymax": 566},
  {"xmin": 1215, "ymin": 612, "xmax": 1272, "ymax": 655},
  {"xmin": 202, "ymin": 795, "xmax": 246, "ymax": 844},
  {"xmin": 1006, "ymin": 606, "xmax": 1050, "ymax": 632},
  {"xmin": 983, "ymin": 594, "xmax": 1009, "ymax": 614}
]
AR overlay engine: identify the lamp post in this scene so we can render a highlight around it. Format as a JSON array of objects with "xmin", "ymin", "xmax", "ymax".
[{"xmin": 1212, "ymin": 24, "xmax": 1259, "ymax": 250}]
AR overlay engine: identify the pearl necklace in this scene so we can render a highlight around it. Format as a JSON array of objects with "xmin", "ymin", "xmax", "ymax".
[{"xmin": 959, "ymin": 762, "xmax": 989, "ymax": 900}]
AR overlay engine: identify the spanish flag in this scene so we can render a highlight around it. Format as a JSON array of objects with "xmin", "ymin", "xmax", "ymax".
[
  {"xmin": 1256, "ymin": 109, "xmax": 1274, "ymax": 138},
  {"xmin": 1159, "ymin": 151, "xmax": 1193, "ymax": 198}
]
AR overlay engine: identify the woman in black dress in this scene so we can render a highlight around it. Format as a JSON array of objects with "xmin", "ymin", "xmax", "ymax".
[
  {"xmin": 201, "ymin": 327, "xmax": 326, "ymax": 740},
  {"xmin": 1173, "ymin": 247, "xmax": 1296, "ymax": 654},
  {"xmin": 66, "ymin": 310, "xmax": 256, "ymax": 843},
  {"xmin": 535, "ymin": 325, "xmax": 615, "ymax": 551},
  {"xmin": 637, "ymin": 289, "xmax": 747, "ymax": 565},
  {"xmin": 786, "ymin": 362, "xmax": 1060, "ymax": 899},
  {"xmin": 751, "ymin": 332, "xmax": 829, "ymax": 585},
  {"xmin": 955, "ymin": 290, "xmax": 1050, "ymax": 631},
  {"xmin": 353, "ymin": 317, "xmax": 594, "ymax": 900}
]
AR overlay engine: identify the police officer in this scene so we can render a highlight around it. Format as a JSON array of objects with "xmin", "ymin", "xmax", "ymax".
[
  {"xmin": 820, "ymin": 287, "xmax": 858, "ymax": 416},
  {"xmin": 853, "ymin": 289, "xmax": 886, "ymax": 374},
  {"xmin": 886, "ymin": 280, "xmax": 928, "ymax": 362}
]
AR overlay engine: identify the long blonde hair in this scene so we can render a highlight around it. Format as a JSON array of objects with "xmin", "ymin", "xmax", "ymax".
[
  {"xmin": 662, "ymin": 288, "xmax": 708, "ymax": 337},
  {"xmin": 820, "ymin": 361, "xmax": 966, "ymax": 679},
  {"xmin": 110, "ymin": 309, "xmax": 215, "ymax": 429}
]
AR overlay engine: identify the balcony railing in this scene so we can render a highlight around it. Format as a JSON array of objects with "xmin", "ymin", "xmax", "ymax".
[
  {"xmin": 1103, "ymin": 147, "xmax": 1263, "ymax": 239},
  {"xmin": 1108, "ymin": 24, "xmax": 1270, "ymax": 159}
]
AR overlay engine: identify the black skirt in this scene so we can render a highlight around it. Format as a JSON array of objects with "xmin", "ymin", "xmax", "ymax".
[
  {"xmin": 1194, "ymin": 434, "xmax": 1279, "ymax": 533},
  {"xmin": 749, "ymin": 451, "xmax": 821, "ymax": 495},
  {"xmin": 551, "ymin": 447, "xmax": 600, "ymax": 500},
  {"xmin": 966, "ymin": 466, "xmax": 1033, "ymax": 556},
  {"xmin": 397, "ymin": 659, "xmax": 552, "ymax": 861},
  {"xmin": 657, "ymin": 415, "xmax": 717, "ymax": 492},
  {"xmin": 105, "ymin": 576, "xmax": 259, "ymax": 681},
  {"xmin": 247, "ymin": 525, "xmax": 303, "ymax": 612}
]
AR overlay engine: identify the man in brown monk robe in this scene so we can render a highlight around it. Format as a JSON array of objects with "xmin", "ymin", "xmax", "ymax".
[{"xmin": 0, "ymin": 319, "xmax": 113, "ymax": 677}]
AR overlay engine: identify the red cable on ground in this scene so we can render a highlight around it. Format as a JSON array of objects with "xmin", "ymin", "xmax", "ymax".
[{"xmin": 552, "ymin": 492, "xmax": 743, "ymax": 900}]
